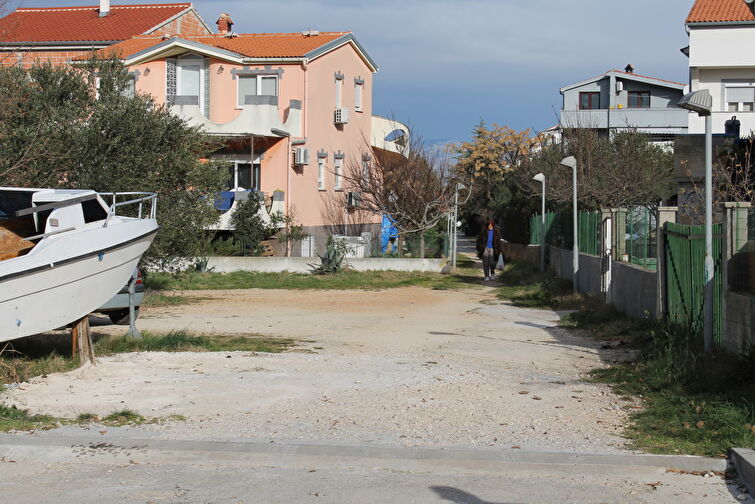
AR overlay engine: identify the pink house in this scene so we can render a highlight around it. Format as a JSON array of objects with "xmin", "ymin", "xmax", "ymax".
[
  {"xmin": 97, "ymin": 14, "xmax": 408, "ymax": 255},
  {"xmin": 0, "ymin": 1, "xmax": 211, "ymax": 67}
]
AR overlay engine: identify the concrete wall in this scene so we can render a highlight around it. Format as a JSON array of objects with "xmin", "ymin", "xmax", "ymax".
[
  {"xmin": 548, "ymin": 246, "xmax": 659, "ymax": 319},
  {"xmin": 609, "ymin": 261, "xmax": 659, "ymax": 319},
  {"xmin": 724, "ymin": 292, "xmax": 755, "ymax": 354},
  {"xmin": 548, "ymin": 247, "xmax": 602, "ymax": 296},
  {"xmin": 205, "ymin": 256, "xmax": 445, "ymax": 274},
  {"xmin": 501, "ymin": 242, "xmax": 540, "ymax": 267}
]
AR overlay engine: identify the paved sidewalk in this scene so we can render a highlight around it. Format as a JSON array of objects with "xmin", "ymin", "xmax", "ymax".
[{"xmin": 0, "ymin": 433, "xmax": 745, "ymax": 504}]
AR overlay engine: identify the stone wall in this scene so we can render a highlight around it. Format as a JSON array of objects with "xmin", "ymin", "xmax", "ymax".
[{"xmin": 724, "ymin": 292, "xmax": 755, "ymax": 354}]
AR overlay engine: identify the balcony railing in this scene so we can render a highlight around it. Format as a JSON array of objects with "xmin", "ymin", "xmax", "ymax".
[
  {"xmin": 560, "ymin": 108, "xmax": 688, "ymax": 132},
  {"xmin": 171, "ymin": 98, "xmax": 302, "ymax": 138}
]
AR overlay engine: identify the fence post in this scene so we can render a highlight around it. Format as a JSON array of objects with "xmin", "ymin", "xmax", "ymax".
[
  {"xmin": 724, "ymin": 202, "xmax": 752, "ymax": 259},
  {"xmin": 722, "ymin": 202, "xmax": 752, "ymax": 341},
  {"xmin": 656, "ymin": 206, "xmax": 678, "ymax": 318},
  {"xmin": 611, "ymin": 208, "xmax": 625, "ymax": 261},
  {"xmin": 600, "ymin": 209, "xmax": 613, "ymax": 303}
]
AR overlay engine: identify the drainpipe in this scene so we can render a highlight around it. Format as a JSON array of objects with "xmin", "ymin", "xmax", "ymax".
[{"xmin": 302, "ymin": 59, "xmax": 308, "ymax": 139}]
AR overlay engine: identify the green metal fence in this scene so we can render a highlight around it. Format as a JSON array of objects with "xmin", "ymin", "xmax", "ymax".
[
  {"xmin": 664, "ymin": 222, "xmax": 724, "ymax": 344},
  {"xmin": 530, "ymin": 211, "xmax": 601, "ymax": 255},
  {"xmin": 625, "ymin": 207, "xmax": 657, "ymax": 270}
]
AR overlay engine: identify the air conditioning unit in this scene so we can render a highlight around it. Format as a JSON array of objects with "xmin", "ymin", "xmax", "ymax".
[
  {"xmin": 346, "ymin": 191, "xmax": 361, "ymax": 207},
  {"xmin": 294, "ymin": 147, "xmax": 310, "ymax": 166},
  {"xmin": 334, "ymin": 107, "xmax": 350, "ymax": 125}
]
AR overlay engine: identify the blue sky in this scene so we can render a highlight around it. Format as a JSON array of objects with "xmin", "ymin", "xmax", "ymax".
[{"xmin": 8, "ymin": 0, "xmax": 695, "ymax": 144}]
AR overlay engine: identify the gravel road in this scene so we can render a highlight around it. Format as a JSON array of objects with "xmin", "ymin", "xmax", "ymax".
[{"xmin": 6, "ymin": 285, "xmax": 636, "ymax": 453}]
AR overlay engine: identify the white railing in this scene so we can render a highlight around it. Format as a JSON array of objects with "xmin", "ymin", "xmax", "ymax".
[{"xmin": 99, "ymin": 192, "xmax": 158, "ymax": 226}]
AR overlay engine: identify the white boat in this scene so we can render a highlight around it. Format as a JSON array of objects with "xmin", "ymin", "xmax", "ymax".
[{"xmin": 0, "ymin": 188, "xmax": 159, "ymax": 342}]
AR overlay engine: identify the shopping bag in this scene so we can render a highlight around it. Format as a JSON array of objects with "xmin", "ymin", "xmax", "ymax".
[{"xmin": 496, "ymin": 253, "xmax": 504, "ymax": 270}]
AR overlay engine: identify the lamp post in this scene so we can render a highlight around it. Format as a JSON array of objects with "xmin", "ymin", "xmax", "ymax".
[
  {"xmin": 452, "ymin": 183, "xmax": 465, "ymax": 269},
  {"xmin": 560, "ymin": 156, "xmax": 578, "ymax": 295},
  {"xmin": 677, "ymin": 89, "xmax": 714, "ymax": 353},
  {"xmin": 533, "ymin": 173, "xmax": 546, "ymax": 272}
]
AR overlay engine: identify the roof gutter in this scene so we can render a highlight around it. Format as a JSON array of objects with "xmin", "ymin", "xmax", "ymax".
[{"xmin": 686, "ymin": 21, "xmax": 755, "ymax": 27}]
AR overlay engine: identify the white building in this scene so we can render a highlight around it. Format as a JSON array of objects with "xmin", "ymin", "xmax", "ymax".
[{"xmin": 685, "ymin": 0, "xmax": 755, "ymax": 136}]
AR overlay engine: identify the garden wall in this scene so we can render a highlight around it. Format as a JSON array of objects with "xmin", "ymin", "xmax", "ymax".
[{"xmin": 204, "ymin": 256, "xmax": 446, "ymax": 274}]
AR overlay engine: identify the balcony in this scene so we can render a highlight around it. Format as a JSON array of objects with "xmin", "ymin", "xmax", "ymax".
[
  {"xmin": 560, "ymin": 108, "xmax": 688, "ymax": 133},
  {"xmin": 371, "ymin": 115, "xmax": 410, "ymax": 155},
  {"xmin": 207, "ymin": 189, "xmax": 285, "ymax": 232},
  {"xmin": 171, "ymin": 96, "xmax": 302, "ymax": 138}
]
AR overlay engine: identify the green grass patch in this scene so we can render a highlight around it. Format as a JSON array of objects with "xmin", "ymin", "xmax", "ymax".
[
  {"xmin": 102, "ymin": 409, "xmax": 145, "ymax": 426},
  {"xmin": 494, "ymin": 262, "xmax": 577, "ymax": 309},
  {"xmin": 0, "ymin": 350, "xmax": 79, "ymax": 385},
  {"xmin": 95, "ymin": 330, "xmax": 295, "ymax": 355},
  {"xmin": 142, "ymin": 292, "xmax": 210, "ymax": 308},
  {"xmin": 144, "ymin": 268, "xmax": 473, "ymax": 292},
  {"xmin": 0, "ymin": 404, "xmax": 60, "ymax": 432},
  {"xmin": 568, "ymin": 301, "xmax": 755, "ymax": 457}
]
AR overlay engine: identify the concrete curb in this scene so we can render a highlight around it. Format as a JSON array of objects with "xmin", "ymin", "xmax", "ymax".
[
  {"xmin": 731, "ymin": 448, "xmax": 755, "ymax": 495},
  {"xmin": 0, "ymin": 434, "xmax": 726, "ymax": 475}
]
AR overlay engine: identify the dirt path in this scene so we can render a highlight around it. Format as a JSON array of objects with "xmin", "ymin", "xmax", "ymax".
[{"xmin": 6, "ymin": 285, "xmax": 635, "ymax": 453}]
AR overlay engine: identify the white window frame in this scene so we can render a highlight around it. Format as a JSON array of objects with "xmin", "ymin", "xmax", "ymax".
[
  {"xmin": 317, "ymin": 158, "xmax": 326, "ymax": 191},
  {"xmin": 176, "ymin": 54, "xmax": 205, "ymax": 112},
  {"xmin": 354, "ymin": 82, "xmax": 363, "ymax": 112},
  {"xmin": 334, "ymin": 158, "xmax": 343, "ymax": 191},
  {"xmin": 236, "ymin": 74, "xmax": 279, "ymax": 108},
  {"xmin": 724, "ymin": 83, "xmax": 755, "ymax": 113}
]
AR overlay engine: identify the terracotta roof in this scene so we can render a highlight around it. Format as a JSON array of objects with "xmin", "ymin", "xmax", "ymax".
[
  {"xmin": 687, "ymin": 0, "xmax": 755, "ymax": 24},
  {"xmin": 0, "ymin": 3, "xmax": 192, "ymax": 43},
  {"xmin": 95, "ymin": 31, "xmax": 352, "ymax": 60}
]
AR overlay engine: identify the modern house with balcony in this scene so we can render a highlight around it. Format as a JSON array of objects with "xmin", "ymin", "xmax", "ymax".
[
  {"xmin": 559, "ymin": 68, "xmax": 688, "ymax": 145},
  {"xmin": 0, "ymin": 1, "xmax": 211, "ymax": 67},
  {"xmin": 685, "ymin": 0, "xmax": 755, "ymax": 136},
  {"xmin": 92, "ymin": 16, "xmax": 408, "ymax": 254}
]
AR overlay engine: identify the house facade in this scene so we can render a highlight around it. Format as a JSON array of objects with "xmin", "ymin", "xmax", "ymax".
[
  {"xmin": 97, "ymin": 22, "xmax": 407, "ymax": 253},
  {"xmin": 0, "ymin": 1, "xmax": 211, "ymax": 67},
  {"xmin": 685, "ymin": 0, "xmax": 755, "ymax": 136},
  {"xmin": 559, "ymin": 68, "xmax": 688, "ymax": 144},
  {"xmin": 0, "ymin": 2, "xmax": 409, "ymax": 255}
]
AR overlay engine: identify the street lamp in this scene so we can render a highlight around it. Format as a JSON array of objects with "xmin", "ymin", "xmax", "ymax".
[
  {"xmin": 451, "ymin": 183, "xmax": 466, "ymax": 269},
  {"xmin": 677, "ymin": 89, "xmax": 714, "ymax": 353},
  {"xmin": 533, "ymin": 173, "xmax": 546, "ymax": 272},
  {"xmin": 560, "ymin": 156, "xmax": 579, "ymax": 295}
]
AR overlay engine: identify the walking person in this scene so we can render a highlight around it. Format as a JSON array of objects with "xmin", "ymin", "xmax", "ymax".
[{"xmin": 476, "ymin": 219, "xmax": 502, "ymax": 281}]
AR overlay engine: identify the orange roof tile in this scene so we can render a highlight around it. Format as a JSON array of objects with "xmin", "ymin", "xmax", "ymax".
[
  {"xmin": 0, "ymin": 3, "xmax": 193, "ymax": 43},
  {"xmin": 94, "ymin": 31, "xmax": 352, "ymax": 60},
  {"xmin": 687, "ymin": 0, "xmax": 755, "ymax": 23}
]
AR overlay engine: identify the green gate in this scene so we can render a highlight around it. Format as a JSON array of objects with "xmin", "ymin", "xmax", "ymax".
[{"xmin": 664, "ymin": 222, "xmax": 724, "ymax": 343}]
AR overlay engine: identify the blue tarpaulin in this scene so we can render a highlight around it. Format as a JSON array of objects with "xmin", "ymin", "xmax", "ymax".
[{"xmin": 380, "ymin": 214, "xmax": 399, "ymax": 253}]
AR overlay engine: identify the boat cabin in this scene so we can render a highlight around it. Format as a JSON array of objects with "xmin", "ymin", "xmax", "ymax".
[{"xmin": 0, "ymin": 188, "xmax": 110, "ymax": 261}]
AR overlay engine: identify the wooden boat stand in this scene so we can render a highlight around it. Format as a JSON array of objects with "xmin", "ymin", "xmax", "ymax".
[{"xmin": 71, "ymin": 317, "xmax": 96, "ymax": 365}]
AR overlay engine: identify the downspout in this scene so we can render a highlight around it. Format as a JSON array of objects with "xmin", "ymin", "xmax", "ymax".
[{"xmin": 302, "ymin": 59, "xmax": 308, "ymax": 139}]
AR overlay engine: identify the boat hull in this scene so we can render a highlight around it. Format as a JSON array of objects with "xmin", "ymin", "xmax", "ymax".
[{"xmin": 0, "ymin": 220, "xmax": 158, "ymax": 342}]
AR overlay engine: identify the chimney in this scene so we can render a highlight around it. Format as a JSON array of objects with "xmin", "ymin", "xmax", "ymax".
[
  {"xmin": 624, "ymin": 64, "xmax": 634, "ymax": 74},
  {"xmin": 216, "ymin": 13, "xmax": 234, "ymax": 35},
  {"xmin": 99, "ymin": 0, "xmax": 110, "ymax": 17}
]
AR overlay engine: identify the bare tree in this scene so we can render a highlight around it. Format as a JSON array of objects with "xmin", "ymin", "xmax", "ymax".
[
  {"xmin": 679, "ymin": 136, "xmax": 754, "ymax": 224},
  {"xmin": 516, "ymin": 129, "xmax": 675, "ymax": 210},
  {"xmin": 341, "ymin": 136, "xmax": 470, "ymax": 258}
]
